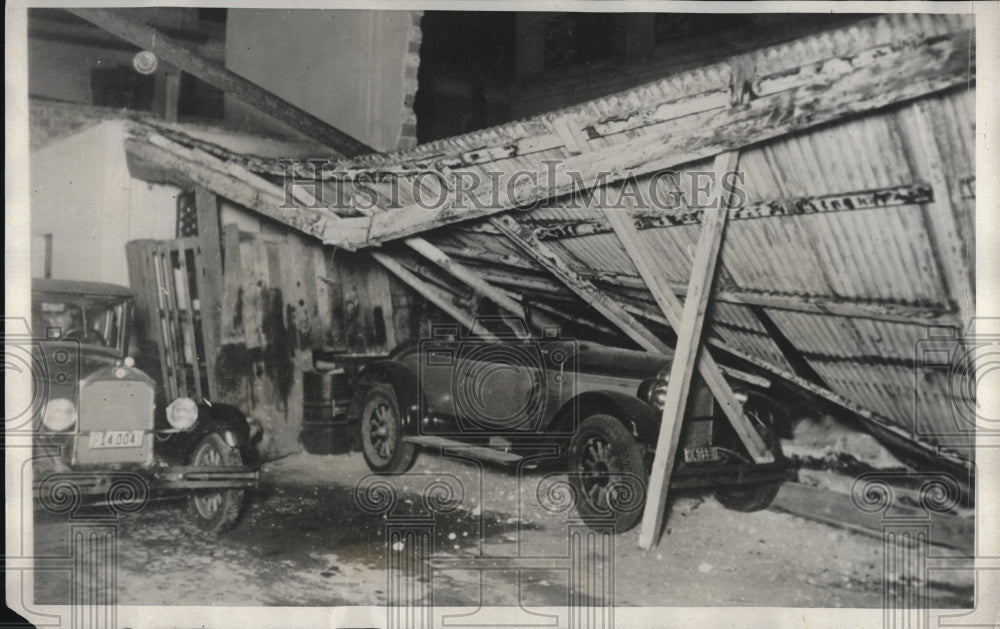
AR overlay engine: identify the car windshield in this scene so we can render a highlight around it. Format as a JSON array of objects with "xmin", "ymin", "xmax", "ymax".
[{"xmin": 32, "ymin": 293, "xmax": 127, "ymax": 352}]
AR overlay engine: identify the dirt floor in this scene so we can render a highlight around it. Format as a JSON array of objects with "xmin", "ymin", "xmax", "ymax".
[{"xmin": 33, "ymin": 450, "xmax": 974, "ymax": 608}]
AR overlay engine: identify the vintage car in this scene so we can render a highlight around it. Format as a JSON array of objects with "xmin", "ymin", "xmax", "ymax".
[
  {"xmin": 29, "ymin": 278, "xmax": 258, "ymax": 533},
  {"xmin": 348, "ymin": 320, "xmax": 792, "ymax": 531}
]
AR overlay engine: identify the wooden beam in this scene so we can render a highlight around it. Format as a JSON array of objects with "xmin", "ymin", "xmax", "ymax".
[
  {"xmin": 123, "ymin": 138, "xmax": 356, "ymax": 242},
  {"xmin": 128, "ymin": 135, "xmax": 956, "ymax": 333},
  {"xmin": 601, "ymin": 205, "xmax": 771, "ymax": 463},
  {"xmin": 370, "ymin": 251, "xmax": 496, "ymax": 342},
  {"xmin": 907, "ymin": 102, "xmax": 975, "ymax": 325},
  {"xmin": 638, "ymin": 151, "xmax": 739, "ymax": 550},
  {"xmin": 401, "ymin": 237, "xmax": 528, "ymax": 336},
  {"xmin": 322, "ymin": 28, "xmax": 973, "ymax": 247},
  {"xmin": 437, "ymin": 243, "xmax": 956, "ymax": 326},
  {"xmin": 489, "ymin": 215, "xmax": 672, "ymax": 354},
  {"xmin": 195, "ymin": 187, "xmax": 223, "ymax": 399},
  {"xmin": 69, "ymin": 8, "xmax": 374, "ymax": 156},
  {"xmin": 615, "ymin": 295, "xmax": 974, "ymax": 476},
  {"xmin": 531, "ymin": 183, "xmax": 935, "ymax": 241}
]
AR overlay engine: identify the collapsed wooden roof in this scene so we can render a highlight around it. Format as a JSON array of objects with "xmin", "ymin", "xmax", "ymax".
[{"xmin": 119, "ymin": 13, "xmax": 976, "ymax": 472}]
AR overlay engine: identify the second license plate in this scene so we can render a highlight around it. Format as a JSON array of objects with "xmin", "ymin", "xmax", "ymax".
[{"xmin": 683, "ymin": 446, "xmax": 722, "ymax": 463}]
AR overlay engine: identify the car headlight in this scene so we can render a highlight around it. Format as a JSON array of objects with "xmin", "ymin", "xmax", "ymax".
[
  {"xmin": 166, "ymin": 397, "xmax": 199, "ymax": 430},
  {"xmin": 42, "ymin": 398, "xmax": 78, "ymax": 432},
  {"xmin": 637, "ymin": 377, "xmax": 670, "ymax": 410},
  {"xmin": 647, "ymin": 379, "xmax": 669, "ymax": 410}
]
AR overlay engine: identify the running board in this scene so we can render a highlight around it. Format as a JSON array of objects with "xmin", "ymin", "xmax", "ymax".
[{"xmin": 403, "ymin": 435, "xmax": 523, "ymax": 465}]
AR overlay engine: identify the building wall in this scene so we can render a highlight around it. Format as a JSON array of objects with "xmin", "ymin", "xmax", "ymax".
[
  {"xmin": 30, "ymin": 120, "xmax": 178, "ymax": 285},
  {"xmin": 28, "ymin": 38, "xmax": 137, "ymax": 105},
  {"xmin": 224, "ymin": 9, "xmax": 420, "ymax": 152}
]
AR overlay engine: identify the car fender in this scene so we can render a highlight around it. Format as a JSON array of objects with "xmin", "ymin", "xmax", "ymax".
[
  {"xmin": 552, "ymin": 390, "xmax": 662, "ymax": 444},
  {"xmin": 157, "ymin": 402, "xmax": 254, "ymax": 464},
  {"xmin": 347, "ymin": 360, "xmax": 421, "ymax": 431}
]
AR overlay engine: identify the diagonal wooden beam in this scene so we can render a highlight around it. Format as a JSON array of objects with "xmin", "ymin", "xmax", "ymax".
[
  {"xmin": 601, "ymin": 206, "xmax": 771, "ymax": 463},
  {"xmin": 371, "ymin": 252, "xmax": 497, "ymax": 342},
  {"xmin": 489, "ymin": 215, "xmax": 672, "ymax": 354},
  {"xmin": 436, "ymin": 242, "xmax": 958, "ymax": 326},
  {"xmin": 123, "ymin": 138, "xmax": 349, "ymax": 241},
  {"xmin": 70, "ymin": 8, "xmax": 374, "ymax": 156},
  {"xmin": 401, "ymin": 238, "xmax": 529, "ymax": 338},
  {"xmin": 638, "ymin": 151, "xmax": 740, "ymax": 550}
]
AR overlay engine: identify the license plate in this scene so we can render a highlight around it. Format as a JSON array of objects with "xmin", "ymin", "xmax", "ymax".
[
  {"xmin": 684, "ymin": 446, "xmax": 721, "ymax": 463},
  {"xmin": 89, "ymin": 430, "xmax": 144, "ymax": 449}
]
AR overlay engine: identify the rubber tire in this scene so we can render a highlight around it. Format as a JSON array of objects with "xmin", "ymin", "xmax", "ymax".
[
  {"xmin": 713, "ymin": 392, "xmax": 786, "ymax": 513},
  {"xmin": 568, "ymin": 414, "xmax": 647, "ymax": 533},
  {"xmin": 188, "ymin": 433, "xmax": 246, "ymax": 535},
  {"xmin": 359, "ymin": 384, "xmax": 416, "ymax": 474}
]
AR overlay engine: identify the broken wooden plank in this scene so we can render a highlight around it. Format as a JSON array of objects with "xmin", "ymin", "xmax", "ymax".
[
  {"xmin": 402, "ymin": 237, "xmax": 529, "ymax": 337},
  {"xmin": 489, "ymin": 215, "xmax": 671, "ymax": 354},
  {"xmin": 436, "ymin": 242, "xmax": 955, "ymax": 326},
  {"xmin": 602, "ymin": 204, "xmax": 771, "ymax": 463},
  {"xmin": 639, "ymin": 151, "xmax": 739, "ymax": 550},
  {"xmin": 322, "ymin": 28, "xmax": 972, "ymax": 248},
  {"xmin": 70, "ymin": 8, "xmax": 375, "ymax": 156},
  {"xmin": 123, "ymin": 138, "xmax": 349, "ymax": 242},
  {"xmin": 370, "ymin": 251, "xmax": 497, "ymax": 342}
]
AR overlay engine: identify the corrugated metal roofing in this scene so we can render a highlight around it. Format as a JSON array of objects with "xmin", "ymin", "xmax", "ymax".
[{"xmin": 122, "ymin": 13, "xmax": 977, "ymax": 470}]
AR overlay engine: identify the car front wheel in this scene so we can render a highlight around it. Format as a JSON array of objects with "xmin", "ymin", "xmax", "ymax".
[
  {"xmin": 359, "ymin": 384, "xmax": 415, "ymax": 474},
  {"xmin": 188, "ymin": 433, "xmax": 246, "ymax": 534},
  {"xmin": 713, "ymin": 392, "xmax": 787, "ymax": 512},
  {"xmin": 568, "ymin": 414, "xmax": 647, "ymax": 532}
]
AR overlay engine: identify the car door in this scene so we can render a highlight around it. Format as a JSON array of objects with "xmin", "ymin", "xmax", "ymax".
[{"xmin": 452, "ymin": 339, "xmax": 544, "ymax": 432}]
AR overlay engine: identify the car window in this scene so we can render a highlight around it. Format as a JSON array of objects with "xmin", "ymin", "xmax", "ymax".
[{"xmin": 33, "ymin": 295, "xmax": 125, "ymax": 351}]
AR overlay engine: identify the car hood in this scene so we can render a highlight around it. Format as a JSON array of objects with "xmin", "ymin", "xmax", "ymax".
[{"xmin": 571, "ymin": 342, "xmax": 673, "ymax": 379}]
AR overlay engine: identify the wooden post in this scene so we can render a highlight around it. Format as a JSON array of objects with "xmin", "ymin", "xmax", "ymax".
[
  {"xmin": 601, "ymin": 205, "xmax": 771, "ymax": 462},
  {"xmin": 195, "ymin": 187, "xmax": 223, "ymax": 399},
  {"xmin": 637, "ymin": 150, "xmax": 740, "ymax": 550}
]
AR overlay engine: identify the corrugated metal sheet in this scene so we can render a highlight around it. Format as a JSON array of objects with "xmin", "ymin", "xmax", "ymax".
[{"xmin": 123, "ymin": 13, "xmax": 976, "ymax": 469}]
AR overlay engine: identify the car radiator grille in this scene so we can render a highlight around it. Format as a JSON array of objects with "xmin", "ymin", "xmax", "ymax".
[{"xmin": 75, "ymin": 380, "xmax": 154, "ymax": 466}]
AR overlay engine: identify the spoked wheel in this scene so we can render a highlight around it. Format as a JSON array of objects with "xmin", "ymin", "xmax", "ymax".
[
  {"xmin": 359, "ymin": 384, "xmax": 415, "ymax": 474},
  {"xmin": 713, "ymin": 392, "xmax": 787, "ymax": 512},
  {"xmin": 188, "ymin": 433, "xmax": 246, "ymax": 534},
  {"xmin": 568, "ymin": 414, "xmax": 646, "ymax": 532}
]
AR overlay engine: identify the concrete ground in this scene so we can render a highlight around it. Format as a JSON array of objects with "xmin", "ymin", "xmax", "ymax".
[{"xmin": 33, "ymin": 450, "xmax": 974, "ymax": 608}]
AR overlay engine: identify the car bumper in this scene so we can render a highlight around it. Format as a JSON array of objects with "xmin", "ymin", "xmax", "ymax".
[
  {"xmin": 32, "ymin": 465, "xmax": 260, "ymax": 502},
  {"xmin": 670, "ymin": 461, "xmax": 796, "ymax": 489}
]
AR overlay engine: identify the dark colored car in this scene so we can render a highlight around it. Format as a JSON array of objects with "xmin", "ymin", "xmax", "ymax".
[
  {"xmin": 348, "ymin": 321, "xmax": 791, "ymax": 531},
  {"xmin": 28, "ymin": 278, "xmax": 258, "ymax": 533}
]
